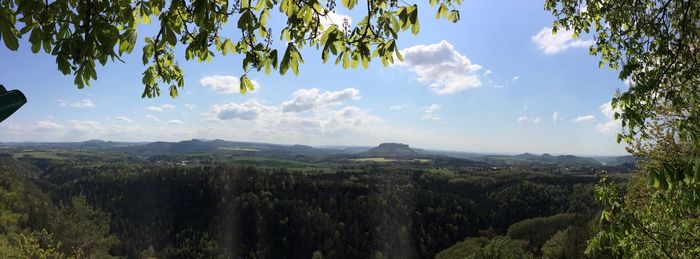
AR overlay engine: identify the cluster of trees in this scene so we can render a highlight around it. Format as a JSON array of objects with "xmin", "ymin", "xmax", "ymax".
[
  {"xmin": 436, "ymin": 213, "xmax": 606, "ymax": 258},
  {"xmin": 1, "ymin": 156, "xmax": 601, "ymax": 258},
  {"xmin": 546, "ymin": 0, "xmax": 700, "ymax": 256},
  {"xmin": 0, "ymin": 159, "xmax": 118, "ymax": 258}
]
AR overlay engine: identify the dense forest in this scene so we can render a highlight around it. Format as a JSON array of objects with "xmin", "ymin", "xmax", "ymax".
[{"xmin": 0, "ymin": 142, "xmax": 627, "ymax": 258}]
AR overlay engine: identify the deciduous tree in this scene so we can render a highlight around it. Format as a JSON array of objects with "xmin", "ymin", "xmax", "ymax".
[{"xmin": 0, "ymin": 0, "xmax": 461, "ymax": 96}]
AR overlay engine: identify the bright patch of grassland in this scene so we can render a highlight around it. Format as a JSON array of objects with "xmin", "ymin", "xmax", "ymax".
[
  {"xmin": 351, "ymin": 157, "xmax": 432, "ymax": 163},
  {"xmin": 351, "ymin": 158, "xmax": 396, "ymax": 162},
  {"xmin": 12, "ymin": 150, "xmax": 72, "ymax": 160}
]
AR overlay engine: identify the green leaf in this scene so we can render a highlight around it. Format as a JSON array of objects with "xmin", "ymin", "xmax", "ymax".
[
  {"xmin": 342, "ymin": 0, "xmax": 358, "ymax": 9},
  {"xmin": 411, "ymin": 19, "xmax": 420, "ymax": 35},
  {"xmin": 240, "ymin": 75, "xmax": 255, "ymax": 94},
  {"xmin": 169, "ymin": 85, "xmax": 179, "ymax": 98},
  {"xmin": 280, "ymin": 44, "xmax": 292, "ymax": 75},
  {"xmin": 1, "ymin": 26, "xmax": 19, "ymax": 51}
]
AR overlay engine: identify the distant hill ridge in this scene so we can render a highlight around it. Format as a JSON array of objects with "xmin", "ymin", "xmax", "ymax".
[
  {"xmin": 0, "ymin": 139, "xmax": 635, "ymax": 169},
  {"xmin": 359, "ymin": 143, "xmax": 419, "ymax": 158}
]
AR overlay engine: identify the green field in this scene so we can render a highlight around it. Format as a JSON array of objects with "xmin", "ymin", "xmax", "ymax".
[
  {"xmin": 13, "ymin": 150, "xmax": 74, "ymax": 160},
  {"xmin": 351, "ymin": 157, "xmax": 432, "ymax": 163},
  {"xmin": 351, "ymin": 157, "xmax": 397, "ymax": 162}
]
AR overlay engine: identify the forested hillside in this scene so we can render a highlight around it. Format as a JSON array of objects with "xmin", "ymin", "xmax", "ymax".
[{"xmin": 0, "ymin": 145, "xmax": 626, "ymax": 258}]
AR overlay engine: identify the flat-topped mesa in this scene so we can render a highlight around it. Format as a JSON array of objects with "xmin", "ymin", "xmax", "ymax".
[
  {"xmin": 378, "ymin": 143, "xmax": 410, "ymax": 149},
  {"xmin": 360, "ymin": 143, "xmax": 419, "ymax": 158}
]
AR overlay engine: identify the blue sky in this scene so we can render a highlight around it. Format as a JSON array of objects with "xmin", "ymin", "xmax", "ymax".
[{"xmin": 0, "ymin": 1, "xmax": 628, "ymax": 155}]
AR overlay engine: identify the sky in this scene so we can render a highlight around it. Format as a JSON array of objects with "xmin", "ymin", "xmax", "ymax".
[{"xmin": 0, "ymin": 0, "xmax": 629, "ymax": 155}]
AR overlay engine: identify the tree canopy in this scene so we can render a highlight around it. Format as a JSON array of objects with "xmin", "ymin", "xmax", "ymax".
[
  {"xmin": 545, "ymin": 0, "xmax": 700, "ymax": 181},
  {"xmin": 545, "ymin": 0, "xmax": 700, "ymax": 256},
  {"xmin": 0, "ymin": 0, "xmax": 461, "ymax": 97}
]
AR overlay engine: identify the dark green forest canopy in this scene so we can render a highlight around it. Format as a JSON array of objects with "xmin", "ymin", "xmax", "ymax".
[
  {"xmin": 0, "ymin": 149, "xmax": 611, "ymax": 258},
  {"xmin": 0, "ymin": 0, "xmax": 461, "ymax": 97}
]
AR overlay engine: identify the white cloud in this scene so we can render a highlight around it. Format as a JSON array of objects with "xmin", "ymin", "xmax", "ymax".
[
  {"xmin": 36, "ymin": 119, "xmax": 65, "ymax": 131},
  {"xmin": 531, "ymin": 27, "xmax": 593, "ymax": 55},
  {"xmin": 320, "ymin": 12, "xmax": 351, "ymax": 30},
  {"xmin": 200, "ymin": 75, "xmax": 260, "ymax": 94},
  {"xmin": 282, "ymin": 88, "xmax": 360, "ymax": 113},
  {"xmin": 512, "ymin": 76, "xmax": 520, "ymax": 82},
  {"xmin": 552, "ymin": 112, "xmax": 562, "ymax": 122},
  {"xmin": 147, "ymin": 104, "xmax": 176, "ymax": 112},
  {"xmin": 206, "ymin": 100, "xmax": 272, "ymax": 121},
  {"xmin": 422, "ymin": 104, "xmax": 442, "ymax": 121},
  {"xmin": 397, "ymin": 41, "xmax": 483, "ymax": 95},
  {"xmin": 596, "ymin": 101, "xmax": 622, "ymax": 133},
  {"xmin": 571, "ymin": 115, "xmax": 595, "ymax": 123},
  {"xmin": 61, "ymin": 99, "xmax": 94, "ymax": 108},
  {"xmin": 184, "ymin": 104, "xmax": 196, "ymax": 110},
  {"xmin": 147, "ymin": 106, "xmax": 163, "ymax": 112},
  {"xmin": 168, "ymin": 120, "xmax": 184, "ymax": 125},
  {"xmin": 203, "ymin": 89, "xmax": 388, "ymax": 141},
  {"xmin": 325, "ymin": 106, "xmax": 382, "ymax": 130},
  {"xmin": 116, "ymin": 116, "xmax": 134, "ymax": 123},
  {"xmin": 518, "ymin": 116, "xmax": 544, "ymax": 124},
  {"xmin": 483, "ymin": 70, "xmax": 493, "ymax": 77},
  {"xmin": 66, "ymin": 120, "xmax": 102, "ymax": 135},
  {"xmin": 389, "ymin": 104, "xmax": 406, "ymax": 110},
  {"xmin": 145, "ymin": 114, "xmax": 160, "ymax": 122}
]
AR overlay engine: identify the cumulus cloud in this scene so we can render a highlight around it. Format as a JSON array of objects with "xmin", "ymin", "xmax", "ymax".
[
  {"xmin": 325, "ymin": 106, "xmax": 382, "ymax": 130},
  {"xmin": 204, "ymin": 89, "xmax": 385, "ymax": 140},
  {"xmin": 60, "ymin": 99, "xmax": 95, "ymax": 108},
  {"xmin": 200, "ymin": 75, "xmax": 261, "ymax": 94},
  {"xmin": 531, "ymin": 27, "xmax": 593, "ymax": 55},
  {"xmin": 422, "ymin": 104, "xmax": 442, "ymax": 121},
  {"xmin": 205, "ymin": 98, "xmax": 382, "ymax": 134},
  {"xmin": 36, "ymin": 119, "xmax": 65, "ymax": 131},
  {"xmin": 168, "ymin": 120, "xmax": 184, "ymax": 125},
  {"xmin": 571, "ymin": 115, "xmax": 595, "ymax": 123},
  {"xmin": 517, "ymin": 116, "xmax": 528, "ymax": 123},
  {"xmin": 184, "ymin": 104, "xmax": 196, "ymax": 110},
  {"xmin": 206, "ymin": 99, "xmax": 273, "ymax": 121},
  {"xmin": 596, "ymin": 101, "xmax": 622, "ymax": 133},
  {"xmin": 116, "ymin": 116, "xmax": 134, "ymax": 123},
  {"xmin": 532, "ymin": 117, "xmax": 543, "ymax": 124},
  {"xmin": 282, "ymin": 88, "xmax": 360, "ymax": 113},
  {"xmin": 397, "ymin": 41, "xmax": 482, "ymax": 95},
  {"xmin": 66, "ymin": 120, "xmax": 102, "ymax": 135}
]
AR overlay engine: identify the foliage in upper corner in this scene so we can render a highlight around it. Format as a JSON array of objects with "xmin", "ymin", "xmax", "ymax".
[
  {"xmin": 544, "ymin": 0, "xmax": 700, "ymax": 256},
  {"xmin": 0, "ymin": 0, "xmax": 463, "ymax": 98},
  {"xmin": 545, "ymin": 0, "xmax": 700, "ymax": 188}
]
